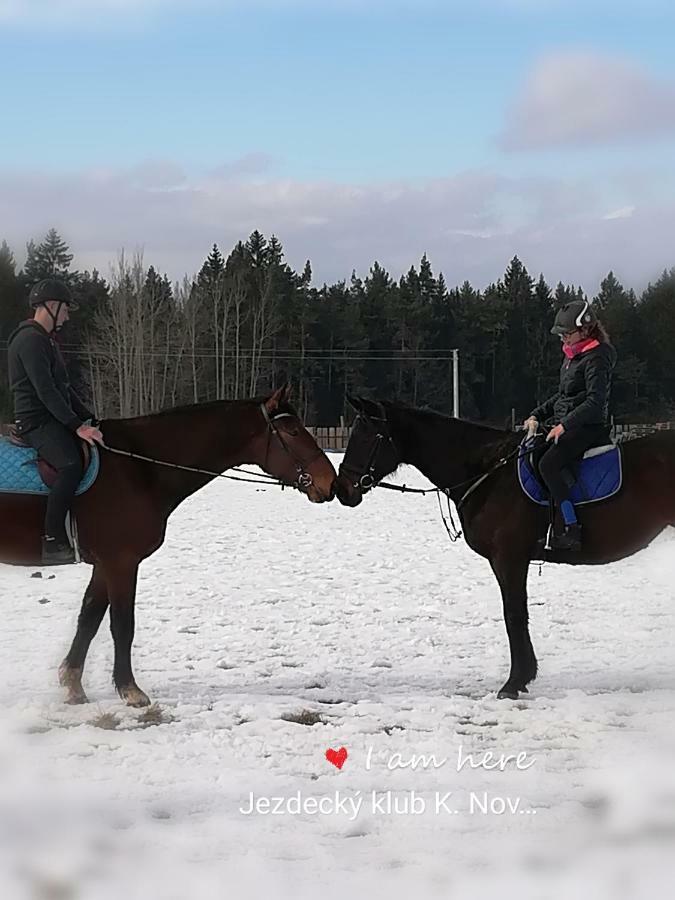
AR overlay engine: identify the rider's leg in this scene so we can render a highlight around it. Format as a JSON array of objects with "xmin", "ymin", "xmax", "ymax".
[
  {"xmin": 537, "ymin": 425, "xmax": 609, "ymax": 549},
  {"xmin": 23, "ymin": 420, "xmax": 84, "ymax": 555}
]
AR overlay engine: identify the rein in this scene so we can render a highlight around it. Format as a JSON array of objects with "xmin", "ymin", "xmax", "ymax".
[
  {"xmin": 371, "ymin": 444, "xmax": 526, "ymax": 543},
  {"xmin": 97, "ymin": 404, "xmax": 314, "ymax": 491}
]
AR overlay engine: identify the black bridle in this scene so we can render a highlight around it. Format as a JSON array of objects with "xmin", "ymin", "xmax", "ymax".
[
  {"xmin": 337, "ymin": 406, "xmax": 397, "ymax": 494},
  {"xmin": 338, "ymin": 408, "xmax": 531, "ymax": 543}
]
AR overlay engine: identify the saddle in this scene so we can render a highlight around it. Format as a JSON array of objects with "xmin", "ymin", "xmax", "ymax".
[
  {"xmin": 0, "ymin": 425, "xmax": 100, "ymax": 495},
  {"xmin": 518, "ymin": 436, "xmax": 623, "ymax": 507}
]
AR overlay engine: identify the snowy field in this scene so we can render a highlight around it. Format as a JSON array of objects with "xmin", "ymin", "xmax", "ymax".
[{"xmin": 1, "ymin": 455, "xmax": 674, "ymax": 900}]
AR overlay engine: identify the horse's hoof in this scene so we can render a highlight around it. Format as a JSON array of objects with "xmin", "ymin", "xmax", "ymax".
[
  {"xmin": 119, "ymin": 686, "xmax": 151, "ymax": 708},
  {"xmin": 59, "ymin": 662, "xmax": 88, "ymax": 703},
  {"xmin": 497, "ymin": 687, "xmax": 520, "ymax": 700},
  {"xmin": 65, "ymin": 690, "xmax": 89, "ymax": 705}
]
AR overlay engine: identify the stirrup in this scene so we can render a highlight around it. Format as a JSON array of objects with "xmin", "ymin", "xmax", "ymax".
[
  {"xmin": 41, "ymin": 537, "xmax": 76, "ymax": 566},
  {"xmin": 550, "ymin": 524, "xmax": 582, "ymax": 552}
]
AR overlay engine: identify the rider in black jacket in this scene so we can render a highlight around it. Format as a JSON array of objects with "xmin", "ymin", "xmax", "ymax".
[
  {"xmin": 7, "ymin": 278, "xmax": 103, "ymax": 564},
  {"xmin": 524, "ymin": 300, "xmax": 616, "ymax": 552}
]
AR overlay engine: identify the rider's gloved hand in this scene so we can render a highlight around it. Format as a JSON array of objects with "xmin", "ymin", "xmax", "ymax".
[
  {"xmin": 523, "ymin": 416, "xmax": 538, "ymax": 437},
  {"xmin": 77, "ymin": 423, "xmax": 104, "ymax": 446}
]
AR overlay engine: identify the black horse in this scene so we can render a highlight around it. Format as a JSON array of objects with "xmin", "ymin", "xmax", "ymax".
[{"xmin": 335, "ymin": 397, "xmax": 675, "ymax": 699}]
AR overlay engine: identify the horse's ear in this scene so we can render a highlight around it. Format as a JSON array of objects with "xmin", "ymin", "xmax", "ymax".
[
  {"xmin": 360, "ymin": 397, "xmax": 384, "ymax": 419},
  {"xmin": 281, "ymin": 382, "xmax": 292, "ymax": 404},
  {"xmin": 346, "ymin": 394, "xmax": 362, "ymax": 412},
  {"xmin": 264, "ymin": 387, "xmax": 286, "ymax": 414}
]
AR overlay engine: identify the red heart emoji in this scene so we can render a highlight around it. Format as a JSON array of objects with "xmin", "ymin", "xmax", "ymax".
[{"xmin": 325, "ymin": 747, "xmax": 348, "ymax": 770}]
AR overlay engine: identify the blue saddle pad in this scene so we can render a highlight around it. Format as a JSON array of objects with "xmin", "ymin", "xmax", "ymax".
[
  {"xmin": 0, "ymin": 437, "xmax": 100, "ymax": 496},
  {"xmin": 518, "ymin": 443, "xmax": 622, "ymax": 506}
]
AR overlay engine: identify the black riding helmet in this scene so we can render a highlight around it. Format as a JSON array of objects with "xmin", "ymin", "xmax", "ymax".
[
  {"xmin": 29, "ymin": 278, "xmax": 79, "ymax": 311},
  {"xmin": 550, "ymin": 300, "xmax": 596, "ymax": 336}
]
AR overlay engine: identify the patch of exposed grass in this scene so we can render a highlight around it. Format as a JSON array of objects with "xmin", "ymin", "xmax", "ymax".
[
  {"xmin": 90, "ymin": 711, "xmax": 121, "ymax": 730},
  {"xmin": 136, "ymin": 703, "xmax": 174, "ymax": 727},
  {"xmin": 280, "ymin": 709, "xmax": 325, "ymax": 727}
]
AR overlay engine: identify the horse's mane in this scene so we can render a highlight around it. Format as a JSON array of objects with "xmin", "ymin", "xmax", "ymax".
[
  {"xmin": 107, "ymin": 397, "xmax": 299, "ymax": 427},
  {"xmin": 381, "ymin": 400, "xmax": 509, "ymax": 438}
]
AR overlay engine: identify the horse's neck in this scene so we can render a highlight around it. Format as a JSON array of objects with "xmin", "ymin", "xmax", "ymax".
[
  {"xmin": 118, "ymin": 402, "xmax": 260, "ymax": 509},
  {"xmin": 390, "ymin": 409, "xmax": 506, "ymax": 494}
]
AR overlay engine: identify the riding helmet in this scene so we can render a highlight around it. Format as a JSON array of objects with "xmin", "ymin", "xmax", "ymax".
[
  {"xmin": 550, "ymin": 300, "xmax": 596, "ymax": 336},
  {"xmin": 28, "ymin": 278, "xmax": 79, "ymax": 310}
]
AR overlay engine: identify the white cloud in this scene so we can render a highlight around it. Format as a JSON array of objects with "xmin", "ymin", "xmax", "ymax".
[
  {"xmin": 603, "ymin": 206, "xmax": 635, "ymax": 220},
  {"xmin": 499, "ymin": 51, "xmax": 675, "ymax": 150},
  {"xmin": 0, "ymin": 161, "xmax": 672, "ymax": 293}
]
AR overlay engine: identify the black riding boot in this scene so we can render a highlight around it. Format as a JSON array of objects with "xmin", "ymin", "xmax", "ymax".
[
  {"xmin": 549, "ymin": 499, "xmax": 582, "ymax": 551},
  {"xmin": 550, "ymin": 522, "xmax": 582, "ymax": 552},
  {"xmin": 41, "ymin": 535, "xmax": 76, "ymax": 565}
]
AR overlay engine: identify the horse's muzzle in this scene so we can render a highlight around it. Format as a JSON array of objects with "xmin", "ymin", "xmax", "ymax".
[{"xmin": 335, "ymin": 474, "xmax": 363, "ymax": 507}]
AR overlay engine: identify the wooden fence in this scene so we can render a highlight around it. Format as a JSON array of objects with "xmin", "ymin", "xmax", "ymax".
[
  {"xmin": 611, "ymin": 421, "xmax": 674, "ymax": 442},
  {"xmin": 307, "ymin": 427, "xmax": 350, "ymax": 451}
]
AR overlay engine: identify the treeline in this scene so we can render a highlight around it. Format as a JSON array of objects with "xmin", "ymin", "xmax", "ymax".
[{"xmin": 1, "ymin": 228, "xmax": 674, "ymax": 425}]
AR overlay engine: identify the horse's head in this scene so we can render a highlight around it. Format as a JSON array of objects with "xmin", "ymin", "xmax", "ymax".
[
  {"xmin": 336, "ymin": 396, "xmax": 400, "ymax": 507},
  {"xmin": 257, "ymin": 386, "xmax": 336, "ymax": 503}
]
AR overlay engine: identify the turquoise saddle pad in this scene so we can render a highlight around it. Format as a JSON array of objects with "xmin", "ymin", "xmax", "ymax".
[
  {"xmin": 0, "ymin": 436, "xmax": 100, "ymax": 496},
  {"xmin": 518, "ymin": 441, "xmax": 622, "ymax": 506}
]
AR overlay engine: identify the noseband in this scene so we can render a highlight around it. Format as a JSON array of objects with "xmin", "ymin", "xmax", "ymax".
[
  {"xmin": 260, "ymin": 403, "xmax": 323, "ymax": 491},
  {"xmin": 338, "ymin": 409, "xmax": 396, "ymax": 493}
]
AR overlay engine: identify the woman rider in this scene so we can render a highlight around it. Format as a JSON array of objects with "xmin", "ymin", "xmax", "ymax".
[{"xmin": 524, "ymin": 300, "xmax": 617, "ymax": 552}]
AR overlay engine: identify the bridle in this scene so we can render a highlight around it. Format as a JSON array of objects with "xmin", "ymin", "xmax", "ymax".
[
  {"xmin": 259, "ymin": 403, "xmax": 325, "ymax": 491},
  {"xmin": 99, "ymin": 403, "xmax": 324, "ymax": 493},
  {"xmin": 337, "ymin": 405, "xmax": 397, "ymax": 493},
  {"xmin": 340, "ymin": 406, "xmax": 528, "ymax": 501}
]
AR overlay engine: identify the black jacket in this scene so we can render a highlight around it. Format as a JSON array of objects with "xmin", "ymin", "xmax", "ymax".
[
  {"xmin": 530, "ymin": 341, "xmax": 617, "ymax": 429},
  {"xmin": 7, "ymin": 320, "xmax": 93, "ymax": 434}
]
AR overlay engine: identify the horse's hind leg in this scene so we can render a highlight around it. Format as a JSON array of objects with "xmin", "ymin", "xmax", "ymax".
[
  {"xmin": 490, "ymin": 554, "xmax": 538, "ymax": 700},
  {"xmin": 59, "ymin": 565, "xmax": 109, "ymax": 704}
]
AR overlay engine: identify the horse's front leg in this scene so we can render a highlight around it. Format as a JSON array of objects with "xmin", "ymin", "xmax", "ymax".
[
  {"xmin": 105, "ymin": 556, "xmax": 150, "ymax": 707},
  {"xmin": 489, "ymin": 554, "xmax": 538, "ymax": 699},
  {"xmin": 59, "ymin": 564, "xmax": 109, "ymax": 704}
]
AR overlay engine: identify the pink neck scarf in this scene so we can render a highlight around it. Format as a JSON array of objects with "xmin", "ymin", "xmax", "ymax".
[{"xmin": 563, "ymin": 337, "xmax": 599, "ymax": 360}]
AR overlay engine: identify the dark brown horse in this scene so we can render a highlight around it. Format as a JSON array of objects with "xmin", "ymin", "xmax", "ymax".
[
  {"xmin": 336, "ymin": 397, "xmax": 675, "ymax": 699},
  {"xmin": 0, "ymin": 387, "xmax": 336, "ymax": 706}
]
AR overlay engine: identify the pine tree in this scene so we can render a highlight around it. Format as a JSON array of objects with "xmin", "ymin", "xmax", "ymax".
[
  {"xmin": 636, "ymin": 269, "xmax": 675, "ymax": 415},
  {"xmin": 0, "ymin": 240, "xmax": 24, "ymax": 338},
  {"xmin": 24, "ymin": 229, "xmax": 74, "ymax": 282},
  {"xmin": 0, "ymin": 240, "xmax": 26, "ymax": 418},
  {"xmin": 198, "ymin": 244, "xmax": 225, "ymax": 289}
]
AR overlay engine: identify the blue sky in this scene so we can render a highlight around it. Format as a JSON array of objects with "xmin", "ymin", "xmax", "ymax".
[{"xmin": 2, "ymin": 1, "xmax": 675, "ymax": 289}]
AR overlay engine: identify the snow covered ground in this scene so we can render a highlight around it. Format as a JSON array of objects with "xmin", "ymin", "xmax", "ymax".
[{"xmin": 1, "ymin": 456, "xmax": 674, "ymax": 900}]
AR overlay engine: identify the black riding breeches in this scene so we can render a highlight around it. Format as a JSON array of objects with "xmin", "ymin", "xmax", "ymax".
[
  {"xmin": 21, "ymin": 419, "xmax": 84, "ymax": 542},
  {"xmin": 534, "ymin": 425, "xmax": 610, "ymax": 505}
]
